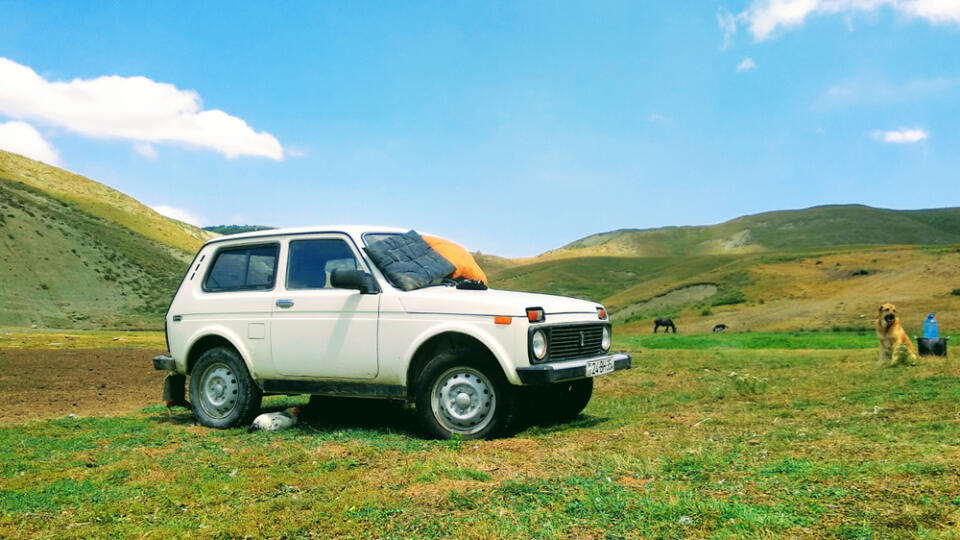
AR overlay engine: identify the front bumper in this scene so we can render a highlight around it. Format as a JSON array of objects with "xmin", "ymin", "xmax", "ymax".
[
  {"xmin": 516, "ymin": 352, "xmax": 632, "ymax": 385},
  {"xmin": 153, "ymin": 354, "xmax": 177, "ymax": 371}
]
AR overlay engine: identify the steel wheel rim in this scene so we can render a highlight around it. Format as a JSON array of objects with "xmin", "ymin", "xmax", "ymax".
[
  {"xmin": 198, "ymin": 361, "xmax": 239, "ymax": 419},
  {"xmin": 430, "ymin": 367, "xmax": 496, "ymax": 435}
]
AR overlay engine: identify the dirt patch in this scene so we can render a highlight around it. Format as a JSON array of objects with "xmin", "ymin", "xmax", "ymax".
[{"xmin": 0, "ymin": 348, "xmax": 166, "ymax": 424}]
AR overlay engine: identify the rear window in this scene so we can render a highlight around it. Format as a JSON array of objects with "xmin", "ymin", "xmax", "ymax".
[{"xmin": 203, "ymin": 244, "xmax": 279, "ymax": 292}]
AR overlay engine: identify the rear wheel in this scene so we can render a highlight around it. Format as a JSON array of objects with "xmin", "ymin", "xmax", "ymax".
[
  {"xmin": 415, "ymin": 350, "xmax": 518, "ymax": 440},
  {"xmin": 189, "ymin": 346, "xmax": 262, "ymax": 428}
]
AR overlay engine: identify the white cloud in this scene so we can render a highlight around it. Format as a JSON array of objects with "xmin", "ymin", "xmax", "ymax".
[
  {"xmin": 872, "ymin": 128, "xmax": 929, "ymax": 143},
  {"xmin": 725, "ymin": 0, "xmax": 960, "ymax": 42},
  {"xmin": 152, "ymin": 205, "xmax": 204, "ymax": 226},
  {"xmin": 736, "ymin": 57, "xmax": 758, "ymax": 72},
  {"xmin": 717, "ymin": 8, "xmax": 739, "ymax": 48},
  {"xmin": 0, "ymin": 120, "xmax": 61, "ymax": 165},
  {"xmin": 133, "ymin": 142, "xmax": 158, "ymax": 160},
  {"xmin": 0, "ymin": 57, "xmax": 284, "ymax": 160},
  {"xmin": 286, "ymin": 147, "xmax": 308, "ymax": 158}
]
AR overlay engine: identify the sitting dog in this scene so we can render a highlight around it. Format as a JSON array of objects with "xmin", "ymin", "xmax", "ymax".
[{"xmin": 876, "ymin": 303, "xmax": 917, "ymax": 366}]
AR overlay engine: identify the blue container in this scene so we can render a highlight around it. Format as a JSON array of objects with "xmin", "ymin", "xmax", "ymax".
[{"xmin": 924, "ymin": 314, "xmax": 939, "ymax": 339}]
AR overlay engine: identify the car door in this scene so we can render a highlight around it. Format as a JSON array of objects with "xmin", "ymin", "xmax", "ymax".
[{"xmin": 271, "ymin": 234, "xmax": 380, "ymax": 378}]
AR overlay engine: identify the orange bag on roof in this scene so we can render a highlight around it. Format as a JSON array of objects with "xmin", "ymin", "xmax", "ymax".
[{"xmin": 421, "ymin": 235, "xmax": 488, "ymax": 284}]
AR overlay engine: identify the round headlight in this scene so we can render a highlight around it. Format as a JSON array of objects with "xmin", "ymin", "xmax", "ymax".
[
  {"xmin": 601, "ymin": 327, "xmax": 611, "ymax": 351},
  {"xmin": 532, "ymin": 330, "xmax": 547, "ymax": 360}
]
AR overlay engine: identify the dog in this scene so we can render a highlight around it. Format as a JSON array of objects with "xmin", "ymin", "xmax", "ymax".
[
  {"xmin": 876, "ymin": 303, "xmax": 917, "ymax": 366},
  {"xmin": 654, "ymin": 318, "xmax": 677, "ymax": 333}
]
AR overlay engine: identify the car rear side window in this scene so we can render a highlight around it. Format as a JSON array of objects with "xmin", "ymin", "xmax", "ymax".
[
  {"xmin": 286, "ymin": 238, "xmax": 360, "ymax": 290},
  {"xmin": 203, "ymin": 244, "xmax": 279, "ymax": 292}
]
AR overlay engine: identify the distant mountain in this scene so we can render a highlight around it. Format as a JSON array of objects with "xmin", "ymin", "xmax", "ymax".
[
  {"xmin": 551, "ymin": 205, "xmax": 960, "ymax": 259},
  {"xmin": 203, "ymin": 225, "xmax": 275, "ymax": 235}
]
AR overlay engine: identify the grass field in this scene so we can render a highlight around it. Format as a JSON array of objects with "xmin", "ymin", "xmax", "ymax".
[
  {"xmin": 3, "ymin": 333, "xmax": 959, "ymax": 538},
  {"xmin": 0, "ymin": 329, "xmax": 165, "ymax": 350},
  {"xmin": 619, "ymin": 330, "xmax": 877, "ymax": 350}
]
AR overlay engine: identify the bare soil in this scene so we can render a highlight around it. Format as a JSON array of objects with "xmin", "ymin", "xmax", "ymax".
[{"xmin": 0, "ymin": 348, "xmax": 166, "ymax": 424}]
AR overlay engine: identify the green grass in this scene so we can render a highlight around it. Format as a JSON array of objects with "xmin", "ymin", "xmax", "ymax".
[
  {"xmin": 616, "ymin": 331, "xmax": 877, "ymax": 350},
  {"xmin": 3, "ymin": 340, "xmax": 960, "ymax": 538},
  {"xmin": 0, "ymin": 329, "xmax": 165, "ymax": 349}
]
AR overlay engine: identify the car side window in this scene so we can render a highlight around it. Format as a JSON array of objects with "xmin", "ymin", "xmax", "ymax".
[
  {"xmin": 204, "ymin": 244, "xmax": 279, "ymax": 292},
  {"xmin": 286, "ymin": 238, "xmax": 360, "ymax": 290}
]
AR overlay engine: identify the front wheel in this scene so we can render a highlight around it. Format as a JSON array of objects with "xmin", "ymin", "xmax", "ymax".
[
  {"xmin": 414, "ymin": 350, "xmax": 518, "ymax": 440},
  {"xmin": 189, "ymin": 346, "xmax": 262, "ymax": 428}
]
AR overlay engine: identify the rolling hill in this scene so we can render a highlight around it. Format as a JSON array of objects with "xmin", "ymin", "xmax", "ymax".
[
  {"xmin": 546, "ymin": 205, "xmax": 960, "ymax": 258},
  {"xmin": 0, "ymin": 151, "xmax": 215, "ymax": 253},
  {"xmin": 484, "ymin": 205, "xmax": 960, "ymax": 335},
  {"xmin": 0, "ymin": 150, "xmax": 215, "ymax": 329}
]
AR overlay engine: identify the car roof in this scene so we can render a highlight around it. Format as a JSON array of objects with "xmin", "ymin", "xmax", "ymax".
[{"xmin": 203, "ymin": 225, "xmax": 410, "ymax": 246}]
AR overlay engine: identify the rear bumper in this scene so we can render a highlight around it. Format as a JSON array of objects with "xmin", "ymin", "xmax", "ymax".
[
  {"xmin": 516, "ymin": 352, "xmax": 632, "ymax": 385},
  {"xmin": 153, "ymin": 354, "xmax": 177, "ymax": 371}
]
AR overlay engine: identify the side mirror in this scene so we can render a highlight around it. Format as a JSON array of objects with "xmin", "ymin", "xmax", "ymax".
[{"xmin": 330, "ymin": 268, "xmax": 379, "ymax": 294}]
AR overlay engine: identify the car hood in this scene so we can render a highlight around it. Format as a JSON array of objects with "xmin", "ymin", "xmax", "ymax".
[{"xmin": 397, "ymin": 287, "xmax": 600, "ymax": 316}]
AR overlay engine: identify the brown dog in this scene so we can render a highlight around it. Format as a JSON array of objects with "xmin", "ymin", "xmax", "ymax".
[{"xmin": 876, "ymin": 303, "xmax": 917, "ymax": 366}]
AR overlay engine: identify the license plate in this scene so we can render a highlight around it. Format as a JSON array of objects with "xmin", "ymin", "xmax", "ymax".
[{"xmin": 585, "ymin": 358, "xmax": 615, "ymax": 377}]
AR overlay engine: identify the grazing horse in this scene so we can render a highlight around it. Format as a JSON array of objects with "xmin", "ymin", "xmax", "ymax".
[{"xmin": 654, "ymin": 318, "xmax": 677, "ymax": 333}]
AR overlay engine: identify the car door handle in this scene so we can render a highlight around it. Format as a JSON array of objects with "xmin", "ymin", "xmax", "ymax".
[{"xmin": 276, "ymin": 299, "xmax": 294, "ymax": 309}]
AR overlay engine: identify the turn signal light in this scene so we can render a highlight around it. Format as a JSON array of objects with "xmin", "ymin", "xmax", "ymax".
[
  {"xmin": 526, "ymin": 307, "xmax": 545, "ymax": 323},
  {"xmin": 597, "ymin": 307, "xmax": 607, "ymax": 320},
  {"xmin": 494, "ymin": 316, "xmax": 512, "ymax": 325}
]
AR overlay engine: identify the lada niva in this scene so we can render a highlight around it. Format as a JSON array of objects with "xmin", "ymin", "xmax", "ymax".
[{"xmin": 152, "ymin": 226, "xmax": 631, "ymax": 439}]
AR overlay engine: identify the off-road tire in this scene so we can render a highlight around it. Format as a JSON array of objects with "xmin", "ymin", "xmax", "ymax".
[
  {"xmin": 414, "ymin": 349, "xmax": 518, "ymax": 440},
  {"xmin": 189, "ymin": 346, "xmax": 262, "ymax": 428}
]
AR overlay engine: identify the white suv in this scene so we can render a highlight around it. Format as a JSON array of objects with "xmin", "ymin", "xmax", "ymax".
[{"xmin": 152, "ymin": 226, "xmax": 631, "ymax": 439}]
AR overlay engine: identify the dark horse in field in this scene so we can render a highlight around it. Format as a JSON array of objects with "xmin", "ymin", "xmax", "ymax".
[{"xmin": 654, "ymin": 318, "xmax": 677, "ymax": 333}]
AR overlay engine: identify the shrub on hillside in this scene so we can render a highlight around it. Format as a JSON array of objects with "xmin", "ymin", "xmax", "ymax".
[
  {"xmin": 712, "ymin": 291, "xmax": 746, "ymax": 307},
  {"xmin": 952, "ymin": 288, "xmax": 960, "ymax": 296}
]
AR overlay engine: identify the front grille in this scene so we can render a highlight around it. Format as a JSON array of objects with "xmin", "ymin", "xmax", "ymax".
[{"xmin": 548, "ymin": 324, "xmax": 605, "ymax": 361}]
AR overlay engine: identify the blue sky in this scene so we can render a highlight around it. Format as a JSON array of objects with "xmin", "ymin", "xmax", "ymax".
[{"xmin": 0, "ymin": 1, "xmax": 957, "ymax": 256}]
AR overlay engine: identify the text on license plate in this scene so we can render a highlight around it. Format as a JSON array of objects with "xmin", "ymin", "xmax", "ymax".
[{"xmin": 585, "ymin": 358, "xmax": 615, "ymax": 377}]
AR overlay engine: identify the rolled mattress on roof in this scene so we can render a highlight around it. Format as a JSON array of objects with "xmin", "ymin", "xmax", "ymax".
[
  {"xmin": 364, "ymin": 230, "xmax": 488, "ymax": 291},
  {"xmin": 363, "ymin": 230, "xmax": 456, "ymax": 291}
]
